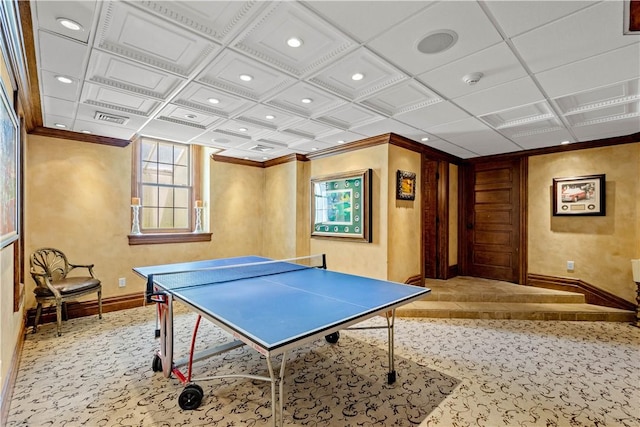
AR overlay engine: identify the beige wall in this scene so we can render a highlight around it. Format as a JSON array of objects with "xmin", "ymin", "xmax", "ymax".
[
  {"xmin": 0, "ymin": 47, "xmax": 24, "ymax": 400},
  {"xmin": 528, "ymin": 143, "xmax": 640, "ymax": 303},
  {"xmin": 263, "ymin": 161, "xmax": 298, "ymax": 260},
  {"xmin": 309, "ymin": 144, "xmax": 389, "ymax": 280},
  {"xmin": 209, "ymin": 160, "xmax": 265, "ymax": 257},
  {"xmin": 388, "ymin": 144, "xmax": 422, "ymax": 283},
  {"xmin": 294, "ymin": 160, "xmax": 311, "ymax": 258}
]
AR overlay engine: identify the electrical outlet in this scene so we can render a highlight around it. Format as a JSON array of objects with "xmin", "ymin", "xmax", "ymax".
[
  {"xmin": 118, "ymin": 277, "xmax": 126, "ymax": 288},
  {"xmin": 567, "ymin": 261, "xmax": 575, "ymax": 271}
]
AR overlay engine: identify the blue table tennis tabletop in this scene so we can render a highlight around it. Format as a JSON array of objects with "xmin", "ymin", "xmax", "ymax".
[{"xmin": 134, "ymin": 255, "xmax": 430, "ymax": 354}]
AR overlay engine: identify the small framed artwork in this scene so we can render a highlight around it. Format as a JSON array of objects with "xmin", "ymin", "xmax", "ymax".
[
  {"xmin": 311, "ymin": 169, "xmax": 372, "ymax": 242},
  {"xmin": 552, "ymin": 174, "xmax": 606, "ymax": 216},
  {"xmin": 396, "ymin": 170, "xmax": 416, "ymax": 200}
]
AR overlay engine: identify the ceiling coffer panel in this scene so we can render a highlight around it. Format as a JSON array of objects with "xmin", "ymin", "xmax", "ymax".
[
  {"xmin": 96, "ymin": 1, "xmax": 220, "ymax": 77},
  {"xmin": 232, "ymin": 1, "xmax": 356, "ymax": 77}
]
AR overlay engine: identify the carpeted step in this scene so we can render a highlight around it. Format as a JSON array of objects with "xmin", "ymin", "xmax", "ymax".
[{"xmin": 396, "ymin": 300, "xmax": 636, "ymax": 322}]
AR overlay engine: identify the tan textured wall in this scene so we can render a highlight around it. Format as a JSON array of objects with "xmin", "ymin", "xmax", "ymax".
[
  {"xmin": 449, "ymin": 164, "xmax": 459, "ymax": 266},
  {"xmin": 264, "ymin": 162, "xmax": 297, "ymax": 259},
  {"xmin": 24, "ymin": 137, "xmax": 265, "ymax": 310},
  {"xmin": 528, "ymin": 143, "xmax": 640, "ymax": 303},
  {"xmin": 388, "ymin": 145, "xmax": 422, "ymax": 283},
  {"xmin": 262, "ymin": 160, "xmax": 311, "ymax": 260},
  {"xmin": 295, "ymin": 160, "xmax": 311, "ymax": 258},
  {"xmin": 209, "ymin": 160, "xmax": 264, "ymax": 257},
  {"xmin": 309, "ymin": 144, "xmax": 388, "ymax": 280},
  {"xmin": 0, "ymin": 49, "xmax": 23, "ymax": 392}
]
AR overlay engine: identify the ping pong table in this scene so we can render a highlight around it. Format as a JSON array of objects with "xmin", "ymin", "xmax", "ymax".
[{"xmin": 134, "ymin": 255, "xmax": 430, "ymax": 426}]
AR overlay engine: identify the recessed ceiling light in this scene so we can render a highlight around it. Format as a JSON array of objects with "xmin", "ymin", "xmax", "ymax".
[
  {"xmin": 55, "ymin": 75, "xmax": 73, "ymax": 84},
  {"xmin": 81, "ymin": 130, "xmax": 91, "ymax": 134},
  {"xmin": 239, "ymin": 127, "xmax": 248, "ymax": 132},
  {"xmin": 57, "ymin": 17, "xmax": 83, "ymax": 31},
  {"xmin": 301, "ymin": 98, "xmax": 313, "ymax": 104},
  {"xmin": 54, "ymin": 123, "xmax": 66, "ymax": 128},
  {"xmin": 239, "ymin": 74, "xmax": 253, "ymax": 82},
  {"xmin": 287, "ymin": 37, "xmax": 303, "ymax": 48},
  {"xmin": 560, "ymin": 140, "xmax": 571, "ymax": 145},
  {"xmin": 311, "ymin": 147, "xmax": 318, "ymax": 151},
  {"xmin": 351, "ymin": 73, "xmax": 364, "ymax": 81},
  {"xmin": 417, "ymin": 29, "xmax": 458, "ymax": 54},
  {"xmin": 265, "ymin": 115, "xmax": 275, "ymax": 120},
  {"xmin": 337, "ymin": 140, "xmax": 345, "ymax": 144},
  {"xmin": 421, "ymin": 137, "xmax": 430, "ymax": 142},
  {"xmin": 262, "ymin": 156, "xmax": 269, "ymax": 160},
  {"xmin": 208, "ymin": 98, "xmax": 220, "ymax": 104},
  {"xmin": 185, "ymin": 114, "xmax": 197, "ymax": 119}
]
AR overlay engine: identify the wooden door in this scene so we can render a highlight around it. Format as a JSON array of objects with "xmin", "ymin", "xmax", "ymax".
[
  {"xmin": 422, "ymin": 157, "xmax": 449, "ymax": 279},
  {"xmin": 422, "ymin": 158, "xmax": 438, "ymax": 278},
  {"xmin": 464, "ymin": 159, "xmax": 522, "ymax": 283}
]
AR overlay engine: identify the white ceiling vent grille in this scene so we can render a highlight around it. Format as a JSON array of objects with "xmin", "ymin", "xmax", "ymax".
[
  {"xmin": 250, "ymin": 144, "xmax": 273, "ymax": 152},
  {"xmin": 94, "ymin": 111, "xmax": 130, "ymax": 125}
]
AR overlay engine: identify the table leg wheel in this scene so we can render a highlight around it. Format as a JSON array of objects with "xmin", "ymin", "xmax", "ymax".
[
  {"xmin": 325, "ymin": 331, "xmax": 340, "ymax": 344},
  {"xmin": 387, "ymin": 371, "xmax": 396, "ymax": 384},
  {"xmin": 152, "ymin": 354, "xmax": 162, "ymax": 372},
  {"xmin": 179, "ymin": 384, "xmax": 203, "ymax": 410}
]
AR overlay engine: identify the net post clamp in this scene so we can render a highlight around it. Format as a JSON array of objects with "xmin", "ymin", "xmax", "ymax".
[{"xmin": 148, "ymin": 292, "xmax": 168, "ymax": 303}]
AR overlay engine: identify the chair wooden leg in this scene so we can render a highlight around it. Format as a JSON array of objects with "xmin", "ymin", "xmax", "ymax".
[
  {"xmin": 98, "ymin": 289, "xmax": 103, "ymax": 319},
  {"xmin": 55, "ymin": 301, "xmax": 62, "ymax": 337},
  {"xmin": 33, "ymin": 303, "xmax": 43, "ymax": 333}
]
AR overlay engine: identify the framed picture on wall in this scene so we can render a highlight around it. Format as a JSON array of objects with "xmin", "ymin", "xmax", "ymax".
[
  {"xmin": 311, "ymin": 169, "xmax": 372, "ymax": 242},
  {"xmin": 1, "ymin": 80, "xmax": 19, "ymax": 248},
  {"xmin": 552, "ymin": 174, "xmax": 606, "ymax": 216},
  {"xmin": 396, "ymin": 170, "xmax": 416, "ymax": 200}
]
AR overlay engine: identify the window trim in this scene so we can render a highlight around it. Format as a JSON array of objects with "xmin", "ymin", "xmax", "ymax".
[
  {"xmin": 128, "ymin": 232, "xmax": 211, "ymax": 245},
  {"xmin": 129, "ymin": 137, "xmax": 211, "ymax": 245}
]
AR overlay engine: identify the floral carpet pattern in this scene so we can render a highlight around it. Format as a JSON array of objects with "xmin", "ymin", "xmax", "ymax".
[{"xmin": 6, "ymin": 304, "xmax": 640, "ymax": 427}]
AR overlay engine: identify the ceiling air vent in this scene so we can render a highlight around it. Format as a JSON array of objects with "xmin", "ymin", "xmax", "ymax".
[
  {"xmin": 94, "ymin": 111, "xmax": 129, "ymax": 125},
  {"xmin": 250, "ymin": 144, "xmax": 273, "ymax": 152}
]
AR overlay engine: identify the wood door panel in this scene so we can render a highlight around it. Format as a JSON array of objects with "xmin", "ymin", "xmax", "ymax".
[
  {"xmin": 475, "ymin": 230, "xmax": 512, "ymax": 245},
  {"xmin": 474, "ymin": 210, "xmax": 512, "ymax": 224},
  {"xmin": 465, "ymin": 159, "xmax": 521, "ymax": 282},
  {"xmin": 474, "ymin": 250, "xmax": 512, "ymax": 268},
  {"xmin": 475, "ymin": 167, "xmax": 512, "ymax": 184},
  {"xmin": 475, "ymin": 189, "xmax": 512, "ymax": 204}
]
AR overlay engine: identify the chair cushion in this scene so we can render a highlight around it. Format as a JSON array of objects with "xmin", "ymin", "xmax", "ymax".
[{"xmin": 34, "ymin": 277, "xmax": 101, "ymax": 296}]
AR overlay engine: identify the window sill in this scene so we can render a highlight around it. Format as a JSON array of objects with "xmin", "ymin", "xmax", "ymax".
[{"xmin": 128, "ymin": 232, "xmax": 212, "ymax": 245}]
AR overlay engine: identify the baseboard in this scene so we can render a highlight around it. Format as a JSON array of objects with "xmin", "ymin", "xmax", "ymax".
[
  {"xmin": 405, "ymin": 274, "xmax": 423, "ymax": 286},
  {"xmin": 25, "ymin": 292, "xmax": 146, "ymax": 328},
  {"xmin": 527, "ymin": 274, "xmax": 636, "ymax": 311},
  {"xmin": 1, "ymin": 312, "xmax": 25, "ymax": 427},
  {"xmin": 447, "ymin": 264, "xmax": 459, "ymax": 279},
  {"xmin": 405, "ymin": 265, "xmax": 459, "ymax": 286}
]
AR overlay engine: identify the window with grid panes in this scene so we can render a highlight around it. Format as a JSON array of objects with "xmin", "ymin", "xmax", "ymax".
[{"xmin": 139, "ymin": 138, "xmax": 191, "ymax": 231}]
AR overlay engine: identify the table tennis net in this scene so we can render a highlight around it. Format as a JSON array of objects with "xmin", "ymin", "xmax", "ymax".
[{"xmin": 150, "ymin": 254, "xmax": 326, "ymax": 291}]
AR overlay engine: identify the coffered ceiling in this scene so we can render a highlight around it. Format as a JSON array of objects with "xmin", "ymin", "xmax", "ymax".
[{"xmin": 29, "ymin": 0, "xmax": 640, "ymax": 160}]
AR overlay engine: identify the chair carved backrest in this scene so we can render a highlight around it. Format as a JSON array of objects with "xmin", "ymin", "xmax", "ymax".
[{"xmin": 30, "ymin": 248, "xmax": 72, "ymax": 287}]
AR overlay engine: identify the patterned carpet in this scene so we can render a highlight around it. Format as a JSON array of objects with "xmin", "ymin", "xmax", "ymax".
[{"xmin": 6, "ymin": 303, "xmax": 640, "ymax": 426}]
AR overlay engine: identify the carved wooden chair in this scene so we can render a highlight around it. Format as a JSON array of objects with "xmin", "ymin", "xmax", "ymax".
[{"xmin": 30, "ymin": 248, "xmax": 102, "ymax": 336}]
